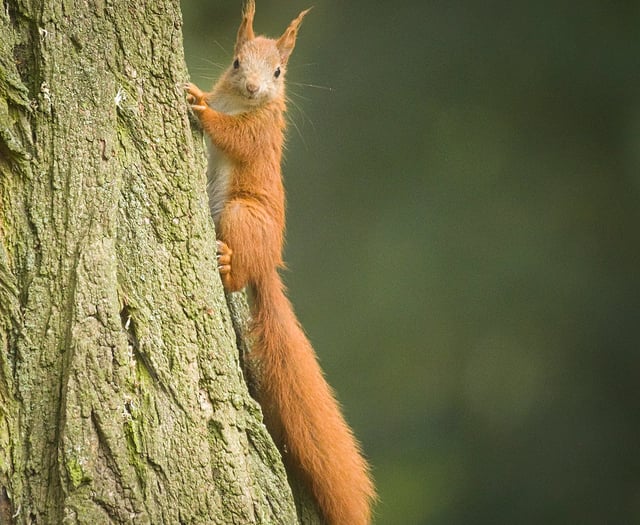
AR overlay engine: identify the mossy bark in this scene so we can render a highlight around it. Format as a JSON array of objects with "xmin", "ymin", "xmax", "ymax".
[{"xmin": 0, "ymin": 1, "xmax": 319, "ymax": 523}]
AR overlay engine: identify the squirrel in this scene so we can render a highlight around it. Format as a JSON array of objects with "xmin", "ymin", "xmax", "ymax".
[{"xmin": 185, "ymin": 1, "xmax": 375, "ymax": 524}]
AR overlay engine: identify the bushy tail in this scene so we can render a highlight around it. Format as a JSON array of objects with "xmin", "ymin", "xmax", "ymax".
[{"xmin": 250, "ymin": 270, "xmax": 375, "ymax": 525}]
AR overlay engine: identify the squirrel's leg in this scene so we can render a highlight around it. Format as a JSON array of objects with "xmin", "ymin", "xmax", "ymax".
[{"xmin": 217, "ymin": 198, "xmax": 283, "ymax": 293}]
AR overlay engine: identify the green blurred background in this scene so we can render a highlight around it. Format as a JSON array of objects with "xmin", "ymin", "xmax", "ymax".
[{"xmin": 182, "ymin": 2, "xmax": 640, "ymax": 523}]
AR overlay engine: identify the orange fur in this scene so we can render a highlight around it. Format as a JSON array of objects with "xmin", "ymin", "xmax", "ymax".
[{"xmin": 186, "ymin": 2, "xmax": 374, "ymax": 523}]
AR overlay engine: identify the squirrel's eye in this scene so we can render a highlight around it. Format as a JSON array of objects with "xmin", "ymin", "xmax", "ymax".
[
  {"xmin": 274, "ymin": 67, "xmax": 281, "ymax": 78},
  {"xmin": 233, "ymin": 58, "xmax": 240, "ymax": 69}
]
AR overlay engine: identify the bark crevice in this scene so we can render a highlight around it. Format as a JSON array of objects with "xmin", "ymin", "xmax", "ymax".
[{"xmin": 0, "ymin": 0, "xmax": 304, "ymax": 523}]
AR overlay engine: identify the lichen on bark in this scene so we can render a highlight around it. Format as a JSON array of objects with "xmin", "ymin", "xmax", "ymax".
[{"xmin": 0, "ymin": 0, "xmax": 306, "ymax": 523}]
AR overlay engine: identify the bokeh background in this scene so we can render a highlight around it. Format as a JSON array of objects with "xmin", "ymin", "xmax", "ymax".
[{"xmin": 182, "ymin": 2, "xmax": 640, "ymax": 523}]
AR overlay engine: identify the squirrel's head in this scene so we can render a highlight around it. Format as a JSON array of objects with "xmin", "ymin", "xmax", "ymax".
[{"xmin": 222, "ymin": 0, "xmax": 311, "ymax": 107}]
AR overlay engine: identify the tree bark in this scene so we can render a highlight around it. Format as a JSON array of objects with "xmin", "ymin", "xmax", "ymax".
[{"xmin": 0, "ymin": 1, "xmax": 318, "ymax": 523}]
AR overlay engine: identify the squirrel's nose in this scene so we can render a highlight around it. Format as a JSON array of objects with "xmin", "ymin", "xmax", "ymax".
[{"xmin": 246, "ymin": 82, "xmax": 259, "ymax": 94}]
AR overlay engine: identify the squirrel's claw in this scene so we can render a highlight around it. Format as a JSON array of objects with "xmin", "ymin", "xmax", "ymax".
[{"xmin": 184, "ymin": 82, "xmax": 204, "ymax": 99}]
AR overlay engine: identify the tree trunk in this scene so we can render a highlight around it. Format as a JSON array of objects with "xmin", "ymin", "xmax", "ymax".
[{"xmin": 0, "ymin": 1, "xmax": 320, "ymax": 523}]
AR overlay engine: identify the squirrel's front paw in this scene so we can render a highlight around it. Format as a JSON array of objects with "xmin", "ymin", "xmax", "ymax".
[{"xmin": 184, "ymin": 82, "xmax": 207, "ymax": 112}]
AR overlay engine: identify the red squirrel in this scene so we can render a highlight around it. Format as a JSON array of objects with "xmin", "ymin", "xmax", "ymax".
[{"xmin": 185, "ymin": 1, "xmax": 374, "ymax": 523}]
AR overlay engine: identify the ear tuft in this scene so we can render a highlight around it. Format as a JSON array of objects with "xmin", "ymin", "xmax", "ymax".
[
  {"xmin": 235, "ymin": 0, "xmax": 256, "ymax": 55},
  {"xmin": 276, "ymin": 7, "xmax": 312, "ymax": 65}
]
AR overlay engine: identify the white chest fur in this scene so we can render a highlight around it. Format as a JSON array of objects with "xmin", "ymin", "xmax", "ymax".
[
  {"xmin": 207, "ymin": 138, "xmax": 231, "ymax": 226},
  {"xmin": 205, "ymin": 94, "xmax": 248, "ymax": 226},
  {"xmin": 206, "ymin": 139, "xmax": 231, "ymax": 227}
]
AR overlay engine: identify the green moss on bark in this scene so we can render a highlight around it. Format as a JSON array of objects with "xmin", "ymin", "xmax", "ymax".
[{"xmin": 0, "ymin": 0, "xmax": 303, "ymax": 523}]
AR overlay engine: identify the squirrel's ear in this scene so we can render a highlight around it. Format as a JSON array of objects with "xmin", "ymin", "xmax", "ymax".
[
  {"xmin": 235, "ymin": 0, "xmax": 256, "ymax": 54},
  {"xmin": 276, "ymin": 7, "xmax": 312, "ymax": 65}
]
